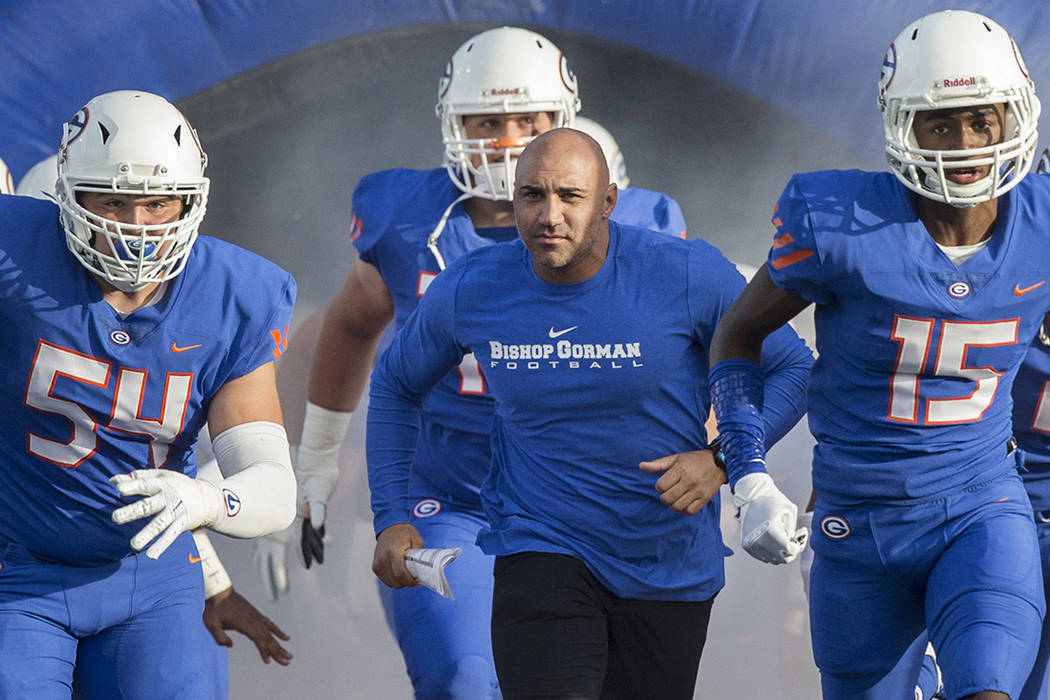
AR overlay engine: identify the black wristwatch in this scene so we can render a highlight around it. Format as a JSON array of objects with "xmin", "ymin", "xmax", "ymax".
[{"xmin": 707, "ymin": 436, "xmax": 727, "ymax": 474}]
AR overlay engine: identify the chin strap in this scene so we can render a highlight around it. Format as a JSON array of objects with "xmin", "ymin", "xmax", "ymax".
[{"xmin": 426, "ymin": 192, "xmax": 472, "ymax": 272}]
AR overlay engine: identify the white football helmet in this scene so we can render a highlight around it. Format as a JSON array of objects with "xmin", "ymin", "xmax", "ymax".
[
  {"xmin": 16, "ymin": 153, "xmax": 58, "ymax": 200},
  {"xmin": 879, "ymin": 10, "xmax": 1039, "ymax": 207},
  {"xmin": 436, "ymin": 26, "xmax": 581, "ymax": 200},
  {"xmin": 56, "ymin": 90, "xmax": 209, "ymax": 291},
  {"xmin": 0, "ymin": 156, "xmax": 13, "ymax": 195},
  {"xmin": 574, "ymin": 117, "xmax": 629, "ymax": 189}
]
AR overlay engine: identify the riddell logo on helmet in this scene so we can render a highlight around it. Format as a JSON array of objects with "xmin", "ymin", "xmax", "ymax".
[
  {"xmin": 482, "ymin": 87, "xmax": 528, "ymax": 97},
  {"xmin": 942, "ymin": 76, "xmax": 977, "ymax": 88}
]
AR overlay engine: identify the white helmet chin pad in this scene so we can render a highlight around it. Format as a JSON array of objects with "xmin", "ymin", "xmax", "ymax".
[
  {"xmin": 436, "ymin": 27, "xmax": 581, "ymax": 201},
  {"xmin": 878, "ymin": 10, "xmax": 1039, "ymax": 207},
  {"xmin": 57, "ymin": 90, "xmax": 209, "ymax": 290}
]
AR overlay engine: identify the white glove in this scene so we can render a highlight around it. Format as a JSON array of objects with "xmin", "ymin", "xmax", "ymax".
[
  {"xmin": 111, "ymin": 470, "xmax": 223, "ymax": 560},
  {"xmin": 252, "ymin": 525, "xmax": 292, "ymax": 602},
  {"xmin": 797, "ymin": 511, "xmax": 814, "ymax": 597},
  {"xmin": 731, "ymin": 472, "xmax": 808, "ymax": 565}
]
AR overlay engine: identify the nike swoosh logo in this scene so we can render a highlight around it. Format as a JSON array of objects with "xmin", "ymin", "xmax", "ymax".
[
  {"xmin": 548, "ymin": 326, "xmax": 578, "ymax": 339},
  {"xmin": 188, "ymin": 554, "xmax": 202, "ymax": 564},
  {"xmin": 1015, "ymin": 281, "xmax": 1046, "ymax": 296},
  {"xmin": 171, "ymin": 342, "xmax": 203, "ymax": 353}
]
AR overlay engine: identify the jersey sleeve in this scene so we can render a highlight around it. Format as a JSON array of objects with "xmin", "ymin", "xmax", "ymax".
[
  {"xmin": 686, "ymin": 240, "xmax": 812, "ymax": 450},
  {"xmin": 611, "ymin": 187, "xmax": 688, "ymax": 238},
  {"xmin": 349, "ymin": 170, "xmax": 414, "ymax": 267},
  {"xmin": 366, "ymin": 259, "xmax": 471, "ymax": 533},
  {"xmin": 227, "ymin": 265, "xmax": 297, "ymax": 380},
  {"xmin": 766, "ymin": 175, "xmax": 833, "ymax": 305}
]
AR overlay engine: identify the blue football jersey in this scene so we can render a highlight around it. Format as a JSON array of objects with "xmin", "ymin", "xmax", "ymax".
[
  {"xmin": 368, "ymin": 222, "xmax": 812, "ymax": 601},
  {"xmin": 352, "ymin": 167, "xmax": 687, "ymax": 508},
  {"xmin": 0, "ymin": 195, "xmax": 296, "ymax": 564},
  {"xmin": 769, "ymin": 170, "xmax": 1050, "ymax": 504},
  {"xmin": 1013, "ymin": 339, "xmax": 1050, "ymax": 511}
]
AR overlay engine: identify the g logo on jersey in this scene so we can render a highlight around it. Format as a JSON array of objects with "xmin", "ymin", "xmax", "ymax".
[
  {"xmin": 412, "ymin": 498, "xmax": 442, "ymax": 518},
  {"xmin": 820, "ymin": 515, "xmax": 851, "ymax": 540},
  {"xmin": 110, "ymin": 330, "xmax": 131, "ymax": 345},
  {"xmin": 948, "ymin": 281, "xmax": 970, "ymax": 298},
  {"xmin": 223, "ymin": 489, "xmax": 241, "ymax": 517}
]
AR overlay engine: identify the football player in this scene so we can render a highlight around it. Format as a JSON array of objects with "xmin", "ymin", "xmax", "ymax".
[
  {"xmin": 266, "ymin": 26, "xmax": 688, "ymax": 698},
  {"xmin": 711, "ymin": 10, "xmax": 1046, "ymax": 699},
  {"xmin": 13, "ymin": 149, "xmax": 292, "ymax": 695},
  {"xmin": 0, "ymin": 90, "xmax": 296, "ymax": 698}
]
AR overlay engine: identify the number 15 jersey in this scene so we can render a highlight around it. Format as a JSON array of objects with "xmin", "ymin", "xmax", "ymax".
[{"xmin": 769, "ymin": 169, "xmax": 1050, "ymax": 505}]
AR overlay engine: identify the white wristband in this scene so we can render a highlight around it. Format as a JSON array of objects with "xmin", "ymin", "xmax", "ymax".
[
  {"xmin": 191, "ymin": 529, "xmax": 233, "ymax": 599},
  {"xmin": 301, "ymin": 401, "xmax": 353, "ymax": 455}
]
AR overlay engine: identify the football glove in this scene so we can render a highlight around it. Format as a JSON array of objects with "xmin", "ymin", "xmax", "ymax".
[
  {"xmin": 111, "ymin": 470, "xmax": 223, "ymax": 559},
  {"xmin": 252, "ymin": 525, "xmax": 292, "ymax": 602},
  {"xmin": 797, "ymin": 511, "xmax": 814, "ymax": 596},
  {"xmin": 731, "ymin": 472, "xmax": 808, "ymax": 565}
]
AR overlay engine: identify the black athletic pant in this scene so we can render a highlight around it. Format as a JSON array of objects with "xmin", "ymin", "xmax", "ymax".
[{"xmin": 491, "ymin": 551, "xmax": 715, "ymax": 700}]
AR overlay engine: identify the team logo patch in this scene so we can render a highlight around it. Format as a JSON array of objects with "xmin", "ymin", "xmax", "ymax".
[
  {"xmin": 878, "ymin": 43, "xmax": 897, "ymax": 107},
  {"xmin": 948, "ymin": 281, "xmax": 970, "ymax": 298},
  {"xmin": 412, "ymin": 498, "xmax": 441, "ymax": 518},
  {"xmin": 62, "ymin": 106, "xmax": 90, "ymax": 148},
  {"xmin": 820, "ymin": 515, "xmax": 851, "ymax": 540},
  {"xmin": 223, "ymin": 489, "xmax": 241, "ymax": 517},
  {"xmin": 109, "ymin": 330, "xmax": 131, "ymax": 345},
  {"xmin": 559, "ymin": 52, "xmax": 578, "ymax": 96},
  {"xmin": 1012, "ymin": 39, "xmax": 1031, "ymax": 80},
  {"xmin": 438, "ymin": 59, "xmax": 453, "ymax": 100}
]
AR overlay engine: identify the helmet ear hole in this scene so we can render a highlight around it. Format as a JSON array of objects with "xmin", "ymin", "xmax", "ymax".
[
  {"xmin": 55, "ymin": 90, "xmax": 210, "ymax": 291},
  {"xmin": 879, "ymin": 10, "xmax": 1039, "ymax": 207}
]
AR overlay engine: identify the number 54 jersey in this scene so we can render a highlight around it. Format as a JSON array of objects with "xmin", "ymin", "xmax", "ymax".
[
  {"xmin": 0, "ymin": 195, "xmax": 296, "ymax": 565},
  {"xmin": 769, "ymin": 169, "xmax": 1050, "ymax": 505}
]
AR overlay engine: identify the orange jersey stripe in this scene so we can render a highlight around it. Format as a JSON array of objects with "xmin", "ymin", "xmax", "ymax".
[
  {"xmin": 770, "ymin": 248, "xmax": 814, "ymax": 270},
  {"xmin": 772, "ymin": 232, "xmax": 795, "ymax": 249}
]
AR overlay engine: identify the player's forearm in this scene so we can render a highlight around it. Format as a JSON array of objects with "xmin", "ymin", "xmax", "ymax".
[
  {"xmin": 758, "ymin": 325, "xmax": 814, "ymax": 447},
  {"xmin": 366, "ymin": 373, "xmax": 424, "ymax": 534},
  {"xmin": 709, "ymin": 359, "xmax": 768, "ymax": 487},
  {"xmin": 207, "ymin": 421, "xmax": 297, "ymax": 538},
  {"xmin": 307, "ymin": 319, "xmax": 385, "ymax": 412}
]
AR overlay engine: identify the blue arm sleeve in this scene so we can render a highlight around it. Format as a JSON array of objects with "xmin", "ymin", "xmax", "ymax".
[
  {"xmin": 710, "ymin": 359, "xmax": 768, "ymax": 487},
  {"xmin": 366, "ymin": 265, "xmax": 468, "ymax": 535},
  {"xmin": 757, "ymin": 324, "xmax": 813, "ymax": 446}
]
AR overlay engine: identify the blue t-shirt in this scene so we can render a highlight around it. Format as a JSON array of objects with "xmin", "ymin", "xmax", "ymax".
[
  {"xmin": 769, "ymin": 169, "xmax": 1050, "ymax": 505},
  {"xmin": 367, "ymin": 221, "xmax": 812, "ymax": 601},
  {"xmin": 0, "ymin": 195, "xmax": 296, "ymax": 564},
  {"xmin": 353, "ymin": 167, "xmax": 688, "ymax": 508}
]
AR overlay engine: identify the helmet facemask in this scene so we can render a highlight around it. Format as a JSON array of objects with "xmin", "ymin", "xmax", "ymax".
[{"xmin": 58, "ymin": 179, "xmax": 208, "ymax": 292}]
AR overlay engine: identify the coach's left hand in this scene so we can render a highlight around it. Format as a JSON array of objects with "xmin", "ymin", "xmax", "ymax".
[{"xmin": 640, "ymin": 449, "xmax": 727, "ymax": 515}]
